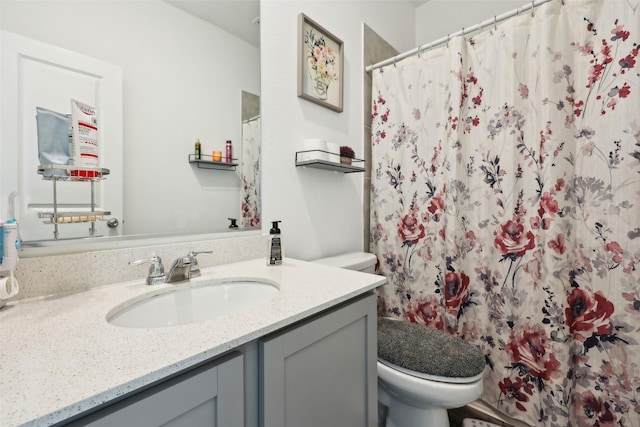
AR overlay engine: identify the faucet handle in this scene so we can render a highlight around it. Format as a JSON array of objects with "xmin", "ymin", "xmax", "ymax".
[
  {"xmin": 187, "ymin": 251, "xmax": 213, "ymax": 258},
  {"xmin": 129, "ymin": 254, "xmax": 165, "ymax": 285},
  {"xmin": 187, "ymin": 251, "xmax": 212, "ymax": 278}
]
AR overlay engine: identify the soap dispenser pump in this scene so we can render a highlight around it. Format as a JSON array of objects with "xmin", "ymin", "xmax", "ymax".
[{"xmin": 267, "ymin": 220, "xmax": 283, "ymax": 266}]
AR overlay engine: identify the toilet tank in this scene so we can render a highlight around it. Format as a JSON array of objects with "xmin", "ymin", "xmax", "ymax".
[{"xmin": 313, "ymin": 252, "xmax": 377, "ymax": 274}]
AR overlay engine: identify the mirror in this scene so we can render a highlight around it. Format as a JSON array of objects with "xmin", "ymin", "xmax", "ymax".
[
  {"xmin": 0, "ymin": 0, "xmax": 261, "ymax": 253},
  {"xmin": 240, "ymin": 91, "xmax": 261, "ymax": 228}
]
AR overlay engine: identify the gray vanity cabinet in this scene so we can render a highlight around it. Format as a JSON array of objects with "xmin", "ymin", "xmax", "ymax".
[
  {"xmin": 259, "ymin": 292, "xmax": 377, "ymax": 427},
  {"xmin": 65, "ymin": 352, "xmax": 244, "ymax": 427},
  {"xmin": 61, "ymin": 292, "xmax": 377, "ymax": 427}
]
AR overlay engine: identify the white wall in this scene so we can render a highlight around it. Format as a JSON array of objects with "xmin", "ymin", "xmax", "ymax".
[
  {"xmin": 0, "ymin": 1, "xmax": 259, "ymax": 237},
  {"xmin": 260, "ymin": 0, "xmax": 416, "ymax": 261},
  {"xmin": 415, "ymin": 0, "xmax": 530, "ymax": 45}
]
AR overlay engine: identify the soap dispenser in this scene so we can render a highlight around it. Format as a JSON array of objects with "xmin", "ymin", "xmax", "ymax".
[{"xmin": 267, "ymin": 220, "xmax": 283, "ymax": 266}]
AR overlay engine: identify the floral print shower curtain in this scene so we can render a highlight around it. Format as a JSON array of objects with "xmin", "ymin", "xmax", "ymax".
[
  {"xmin": 241, "ymin": 117, "xmax": 261, "ymax": 228},
  {"xmin": 370, "ymin": 0, "xmax": 640, "ymax": 425}
]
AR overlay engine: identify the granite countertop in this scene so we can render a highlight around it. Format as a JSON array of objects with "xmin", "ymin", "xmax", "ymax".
[{"xmin": 0, "ymin": 258, "xmax": 385, "ymax": 427}]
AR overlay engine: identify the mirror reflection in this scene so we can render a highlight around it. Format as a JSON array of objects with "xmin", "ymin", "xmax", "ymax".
[
  {"xmin": 0, "ymin": 0, "xmax": 261, "ymax": 247},
  {"xmin": 240, "ymin": 91, "xmax": 261, "ymax": 228}
]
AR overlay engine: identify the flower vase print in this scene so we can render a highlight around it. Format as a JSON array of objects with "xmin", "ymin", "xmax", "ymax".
[
  {"xmin": 298, "ymin": 14, "xmax": 343, "ymax": 112},
  {"xmin": 305, "ymin": 30, "xmax": 335, "ymax": 100}
]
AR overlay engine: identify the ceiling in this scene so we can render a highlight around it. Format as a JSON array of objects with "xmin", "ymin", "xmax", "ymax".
[
  {"xmin": 165, "ymin": 0, "xmax": 428, "ymax": 49},
  {"xmin": 165, "ymin": 0, "xmax": 260, "ymax": 47}
]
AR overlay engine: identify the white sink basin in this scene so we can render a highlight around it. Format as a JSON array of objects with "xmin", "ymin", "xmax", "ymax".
[{"xmin": 107, "ymin": 279, "xmax": 279, "ymax": 328}]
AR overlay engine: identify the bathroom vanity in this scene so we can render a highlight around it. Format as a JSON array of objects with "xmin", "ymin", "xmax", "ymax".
[{"xmin": 0, "ymin": 258, "xmax": 384, "ymax": 427}]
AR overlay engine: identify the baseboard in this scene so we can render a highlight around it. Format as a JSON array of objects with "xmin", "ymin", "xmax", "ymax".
[{"xmin": 461, "ymin": 400, "xmax": 532, "ymax": 427}]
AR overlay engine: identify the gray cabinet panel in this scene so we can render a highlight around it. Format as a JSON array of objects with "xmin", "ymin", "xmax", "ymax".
[
  {"xmin": 66, "ymin": 352, "xmax": 244, "ymax": 427},
  {"xmin": 259, "ymin": 292, "xmax": 377, "ymax": 427}
]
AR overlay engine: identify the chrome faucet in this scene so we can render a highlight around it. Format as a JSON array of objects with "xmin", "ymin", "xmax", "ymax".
[
  {"xmin": 186, "ymin": 251, "xmax": 212, "ymax": 278},
  {"xmin": 130, "ymin": 251, "xmax": 213, "ymax": 285},
  {"xmin": 129, "ymin": 254, "xmax": 165, "ymax": 285},
  {"xmin": 165, "ymin": 251, "xmax": 212, "ymax": 283},
  {"xmin": 165, "ymin": 255, "xmax": 192, "ymax": 283}
]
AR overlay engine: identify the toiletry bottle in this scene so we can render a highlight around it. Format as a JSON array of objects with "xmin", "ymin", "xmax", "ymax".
[
  {"xmin": 195, "ymin": 138, "xmax": 201, "ymax": 160},
  {"xmin": 225, "ymin": 140, "xmax": 232, "ymax": 163},
  {"xmin": 0, "ymin": 219, "xmax": 19, "ymax": 272},
  {"xmin": 267, "ymin": 221, "xmax": 283, "ymax": 266},
  {"xmin": 0, "ymin": 220, "xmax": 4, "ymax": 267}
]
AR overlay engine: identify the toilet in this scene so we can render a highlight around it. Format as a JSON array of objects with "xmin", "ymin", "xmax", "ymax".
[
  {"xmin": 313, "ymin": 252, "xmax": 484, "ymax": 427},
  {"xmin": 313, "ymin": 251, "xmax": 378, "ymax": 274}
]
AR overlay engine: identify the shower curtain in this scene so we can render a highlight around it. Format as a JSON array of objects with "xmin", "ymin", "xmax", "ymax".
[
  {"xmin": 370, "ymin": 0, "xmax": 640, "ymax": 425},
  {"xmin": 241, "ymin": 116, "xmax": 261, "ymax": 228}
]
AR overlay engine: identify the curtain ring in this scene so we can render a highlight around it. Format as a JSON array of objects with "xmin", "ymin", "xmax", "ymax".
[
  {"xmin": 393, "ymin": 56, "xmax": 397, "ymax": 67},
  {"xmin": 461, "ymin": 27, "xmax": 465, "ymax": 37},
  {"xmin": 531, "ymin": 1, "xmax": 535, "ymax": 17},
  {"xmin": 446, "ymin": 34, "xmax": 450, "ymax": 47},
  {"xmin": 516, "ymin": 6, "xmax": 520, "ymax": 15},
  {"xmin": 494, "ymin": 16, "xmax": 497, "ymax": 30}
]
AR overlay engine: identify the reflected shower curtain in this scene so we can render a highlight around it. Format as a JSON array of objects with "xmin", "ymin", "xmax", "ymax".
[
  {"xmin": 241, "ymin": 116, "xmax": 261, "ymax": 228},
  {"xmin": 370, "ymin": 0, "xmax": 640, "ymax": 425}
]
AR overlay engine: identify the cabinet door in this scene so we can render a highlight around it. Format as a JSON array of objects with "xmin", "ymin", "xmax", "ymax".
[
  {"xmin": 259, "ymin": 293, "xmax": 377, "ymax": 427},
  {"xmin": 66, "ymin": 352, "xmax": 244, "ymax": 427}
]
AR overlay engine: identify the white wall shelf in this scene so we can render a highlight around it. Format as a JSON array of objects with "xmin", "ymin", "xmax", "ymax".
[{"xmin": 295, "ymin": 150, "xmax": 365, "ymax": 173}]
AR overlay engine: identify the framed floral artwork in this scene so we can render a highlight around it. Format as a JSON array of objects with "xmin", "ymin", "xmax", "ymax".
[{"xmin": 297, "ymin": 13, "xmax": 344, "ymax": 112}]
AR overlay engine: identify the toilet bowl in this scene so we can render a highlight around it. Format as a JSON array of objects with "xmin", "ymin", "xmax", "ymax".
[
  {"xmin": 376, "ymin": 317, "xmax": 485, "ymax": 427},
  {"xmin": 313, "ymin": 252, "xmax": 484, "ymax": 427},
  {"xmin": 377, "ymin": 359, "xmax": 483, "ymax": 426}
]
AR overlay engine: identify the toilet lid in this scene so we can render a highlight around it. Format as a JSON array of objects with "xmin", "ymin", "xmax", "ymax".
[
  {"xmin": 378, "ymin": 358, "xmax": 484, "ymax": 384},
  {"xmin": 377, "ymin": 317, "xmax": 485, "ymax": 380}
]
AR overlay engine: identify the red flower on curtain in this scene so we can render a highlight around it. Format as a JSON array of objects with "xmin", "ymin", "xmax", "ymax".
[
  {"xmin": 611, "ymin": 22, "xmax": 630, "ymax": 41},
  {"xmin": 565, "ymin": 287, "xmax": 615, "ymax": 343},
  {"xmin": 531, "ymin": 192, "xmax": 559, "ymax": 230},
  {"xmin": 398, "ymin": 213, "xmax": 425, "ymax": 246},
  {"xmin": 444, "ymin": 271, "xmax": 470, "ymax": 316},
  {"xmin": 427, "ymin": 194, "xmax": 445, "ymax": 222},
  {"xmin": 577, "ymin": 390, "xmax": 617, "ymax": 426},
  {"xmin": 406, "ymin": 295, "xmax": 444, "ymax": 330},
  {"xmin": 539, "ymin": 191, "xmax": 559, "ymax": 216},
  {"xmin": 494, "ymin": 220, "xmax": 536, "ymax": 260},
  {"xmin": 498, "ymin": 377, "xmax": 534, "ymax": 411},
  {"xmin": 605, "ymin": 241, "xmax": 624, "ymax": 265},
  {"xmin": 505, "ymin": 323, "xmax": 561, "ymax": 381},
  {"xmin": 547, "ymin": 234, "xmax": 567, "ymax": 255}
]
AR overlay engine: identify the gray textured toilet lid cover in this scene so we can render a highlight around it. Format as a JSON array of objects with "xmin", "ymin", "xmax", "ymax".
[{"xmin": 377, "ymin": 317, "xmax": 485, "ymax": 378}]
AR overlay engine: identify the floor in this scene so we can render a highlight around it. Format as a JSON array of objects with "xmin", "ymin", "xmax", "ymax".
[
  {"xmin": 380, "ymin": 402, "xmax": 525, "ymax": 427},
  {"xmin": 448, "ymin": 405, "xmax": 517, "ymax": 427}
]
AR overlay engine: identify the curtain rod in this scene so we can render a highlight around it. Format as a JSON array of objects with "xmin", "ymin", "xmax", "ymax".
[{"xmin": 365, "ymin": 0, "xmax": 557, "ymax": 73}]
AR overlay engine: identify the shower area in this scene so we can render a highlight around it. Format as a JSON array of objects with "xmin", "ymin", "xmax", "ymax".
[
  {"xmin": 368, "ymin": 0, "xmax": 640, "ymax": 425},
  {"xmin": 241, "ymin": 90, "xmax": 261, "ymax": 229}
]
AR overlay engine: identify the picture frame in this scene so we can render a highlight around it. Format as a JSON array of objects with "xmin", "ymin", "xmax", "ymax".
[{"xmin": 297, "ymin": 13, "xmax": 344, "ymax": 112}]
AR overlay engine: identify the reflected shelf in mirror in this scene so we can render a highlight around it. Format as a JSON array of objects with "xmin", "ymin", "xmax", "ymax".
[{"xmin": 188, "ymin": 154, "xmax": 239, "ymax": 171}]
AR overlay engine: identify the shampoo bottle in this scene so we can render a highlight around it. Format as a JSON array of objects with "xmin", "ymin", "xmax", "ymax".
[
  {"xmin": 225, "ymin": 140, "xmax": 232, "ymax": 163},
  {"xmin": 195, "ymin": 138, "xmax": 201, "ymax": 160},
  {"xmin": 267, "ymin": 220, "xmax": 283, "ymax": 266}
]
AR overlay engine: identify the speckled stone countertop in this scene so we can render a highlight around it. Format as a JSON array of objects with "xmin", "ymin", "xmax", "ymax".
[{"xmin": 0, "ymin": 258, "xmax": 385, "ymax": 427}]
